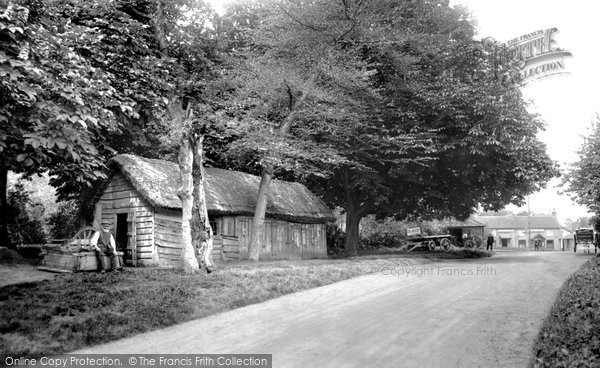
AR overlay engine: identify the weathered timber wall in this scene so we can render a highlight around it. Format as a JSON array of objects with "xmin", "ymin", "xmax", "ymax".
[{"xmin": 95, "ymin": 173, "xmax": 157, "ymax": 266}]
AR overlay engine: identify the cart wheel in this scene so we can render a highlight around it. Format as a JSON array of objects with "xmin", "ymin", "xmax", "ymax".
[
  {"xmin": 69, "ymin": 226, "xmax": 97, "ymax": 249},
  {"xmin": 72, "ymin": 226, "xmax": 97, "ymax": 241},
  {"xmin": 440, "ymin": 238, "xmax": 451, "ymax": 250},
  {"xmin": 428, "ymin": 240, "xmax": 437, "ymax": 251},
  {"xmin": 464, "ymin": 240, "xmax": 474, "ymax": 248}
]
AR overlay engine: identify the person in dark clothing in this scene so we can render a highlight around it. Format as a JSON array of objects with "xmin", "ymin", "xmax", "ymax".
[
  {"xmin": 90, "ymin": 226, "xmax": 119, "ymax": 272},
  {"xmin": 486, "ymin": 234, "xmax": 495, "ymax": 251}
]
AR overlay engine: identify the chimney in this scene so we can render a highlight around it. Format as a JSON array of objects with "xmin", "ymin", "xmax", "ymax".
[{"xmin": 552, "ymin": 208, "xmax": 557, "ymax": 218}]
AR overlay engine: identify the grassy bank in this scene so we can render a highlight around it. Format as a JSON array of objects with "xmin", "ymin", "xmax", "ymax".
[
  {"xmin": 532, "ymin": 257, "xmax": 600, "ymax": 367},
  {"xmin": 0, "ymin": 249, "xmax": 490, "ymax": 354}
]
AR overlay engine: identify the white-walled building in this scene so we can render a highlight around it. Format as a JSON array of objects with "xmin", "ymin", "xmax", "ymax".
[{"xmin": 476, "ymin": 215, "xmax": 570, "ymax": 250}]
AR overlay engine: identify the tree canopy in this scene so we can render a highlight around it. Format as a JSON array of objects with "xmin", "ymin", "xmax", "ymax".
[
  {"xmin": 2, "ymin": 0, "xmax": 559, "ymax": 259},
  {"xmin": 0, "ymin": 1, "xmax": 139, "ymax": 193},
  {"xmin": 563, "ymin": 115, "xmax": 600, "ymax": 214},
  {"xmin": 221, "ymin": 0, "xmax": 558, "ymax": 255}
]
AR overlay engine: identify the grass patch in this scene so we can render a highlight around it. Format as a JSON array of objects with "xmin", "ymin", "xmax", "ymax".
[
  {"xmin": 532, "ymin": 257, "xmax": 600, "ymax": 367},
  {"xmin": 1, "ymin": 252, "xmax": 487, "ymax": 354}
]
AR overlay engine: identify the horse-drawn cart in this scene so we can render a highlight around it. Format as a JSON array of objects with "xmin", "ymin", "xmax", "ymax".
[
  {"xmin": 37, "ymin": 226, "xmax": 123, "ymax": 273},
  {"xmin": 401, "ymin": 225, "xmax": 484, "ymax": 252},
  {"xmin": 574, "ymin": 228, "xmax": 596, "ymax": 253},
  {"xmin": 403, "ymin": 234, "xmax": 454, "ymax": 252}
]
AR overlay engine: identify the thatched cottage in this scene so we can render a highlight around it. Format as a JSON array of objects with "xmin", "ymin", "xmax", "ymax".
[{"xmin": 92, "ymin": 154, "xmax": 334, "ymax": 267}]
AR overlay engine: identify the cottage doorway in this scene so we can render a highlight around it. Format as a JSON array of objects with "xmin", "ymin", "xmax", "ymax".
[{"xmin": 115, "ymin": 213, "xmax": 128, "ymax": 252}]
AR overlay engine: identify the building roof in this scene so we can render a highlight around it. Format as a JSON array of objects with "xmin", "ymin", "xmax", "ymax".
[
  {"xmin": 446, "ymin": 218, "xmax": 485, "ymax": 228},
  {"xmin": 475, "ymin": 215, "xmax": 562, "ymax": 230},
  {"xmin": 105, "ymin": 154, "xmax": 335, "ymax": 224}
]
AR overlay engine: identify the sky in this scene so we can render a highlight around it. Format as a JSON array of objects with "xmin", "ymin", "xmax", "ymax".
[
  {"xmin": 206, "ymin": 0, "xmax": 600, "ymax": 223},
  {"xmin": 448, "ymin": 0, "xmax": 600, "ymax": 222}
]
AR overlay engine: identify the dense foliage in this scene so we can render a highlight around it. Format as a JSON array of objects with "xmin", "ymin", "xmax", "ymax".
[
  {"xmin": 0, "ymin": 1, "xmax": 139, "ymax": 193},
  {"xmin": 6, "ymin": 181, "xmax": 47, "ymax": 244},
  {"xmin": 563, "ymin": 115, "xmax": 600, "ymax": 215},
  {"xmin": 533, "ymin": 258, "xmax": 600, "ymax": 367}
]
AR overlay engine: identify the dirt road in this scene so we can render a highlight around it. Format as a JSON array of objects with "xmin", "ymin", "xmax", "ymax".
[{"xmin": 75, "ymin": 251, "xmax": 589, "ymax": 367}]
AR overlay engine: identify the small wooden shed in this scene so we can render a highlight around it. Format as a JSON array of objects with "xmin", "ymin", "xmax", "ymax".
[
  {"xmin": 446, "ymin": 218, "xmax": 486, "ymax": 244},
  {"xmin": 92, "ymin": 154, "xmax": 335, "ymax": 267}
]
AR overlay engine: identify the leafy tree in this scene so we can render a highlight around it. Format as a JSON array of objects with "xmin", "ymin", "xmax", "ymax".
[
  {"xmin": 247, "ymin": 0, "xmax": 559, "ymax": 256},
  {"xmin": 0, "ymin": 0, "xmax": 139, "ymax": 246},
  {"xmin": 563, "ymin": 115, "xmax": 600, "ymax": 215},
  {"xmin": 220, "ymin": 0, "xmax": 434, "ymax": 259}
]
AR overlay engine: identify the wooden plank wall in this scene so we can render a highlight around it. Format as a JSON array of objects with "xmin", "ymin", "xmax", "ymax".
[
  {"xmin": 232, "ymin": 216, "xmax": 326, "ymax": 260},
  {"xmin": 154, "ymin": 209, "xmax": 183, "ymax": 267},
  {"xmin": 214, "ymin": 235, "xmax": 240, "ymax": 261},
  {"xmin": 96, "ymin": 174, "xmax": 157, "ymax": 265},
  {"xmin": 155, "ymin": 209, "xmax": 226, "ymax": 266}
]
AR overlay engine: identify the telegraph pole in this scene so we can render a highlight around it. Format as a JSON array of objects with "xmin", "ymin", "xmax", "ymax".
[{"xmin": 527, "ymin": 196, "xmax": 531, "ymax": 249}]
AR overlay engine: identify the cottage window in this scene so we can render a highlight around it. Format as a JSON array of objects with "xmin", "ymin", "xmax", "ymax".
[{"xmin": 221, "ymin": 218, "xmax": 236, "ymax": 236}]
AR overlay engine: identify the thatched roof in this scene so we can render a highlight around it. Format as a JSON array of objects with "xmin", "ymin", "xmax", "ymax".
[{"xmin": 107, "ymin": 154, "xmax": 335, "ymax": 224}]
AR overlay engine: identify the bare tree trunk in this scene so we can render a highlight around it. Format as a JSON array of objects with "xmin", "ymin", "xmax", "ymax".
[
  {"xmin": 151, "ymin": 3, "xmax": 209, "ymax": 271},
  {"xmin": 192, "ymin": 136, "xmax": 214, "ymax": 273},
  {"xmin": 177, "ymin": 137, "xmax": 200, "ymax": 271},
  {"xmin": 248, "ymin": 164, "xmax": 273, "ymax": 261}
]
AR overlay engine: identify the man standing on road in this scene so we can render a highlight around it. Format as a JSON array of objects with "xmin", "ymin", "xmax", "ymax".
[{"xmin": 486, "ymin": 234, "xmax": 495, "ymax": 251}]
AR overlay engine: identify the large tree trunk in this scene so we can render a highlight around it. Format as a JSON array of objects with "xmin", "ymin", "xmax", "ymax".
[
  {"xmin": 247, "ymin": 82, "xmax": 314, "ymax": 260},
  {"xmin": 344, "ymin": 200, "xmax": 364, "ymax": 257},
  {"xmin": 248, "ymin": 164, "xmax": 273, "ymax": 261},
  {"xmin": 0, "ymin": 167, "xmax": 9, "ymax": 248},
  {"xmin": 177, "ymin": 137, "xmax": 200, "ymax": 271},
  {"xmin": 192, "ymin": 136, "xmax": 214, "ymax": 273},
  {"xmin": 341, "ymin": 170, "xmax": 371, "ymax": 257}
]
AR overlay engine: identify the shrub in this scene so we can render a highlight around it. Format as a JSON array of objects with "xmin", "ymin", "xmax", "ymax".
[
  {"xmin": 359, "ymin": 215, "xmax": 406, "ymax": 249},
  {"xmin": 533, "ymin": 258, "xmax": 600, "ymax": 367},
  {"xmin": 7, "ymin": 182, "xmax": 47, "ymax": 245},
  {"xmin": 47, "ymin": 200, "xmax": 81, "ymax": 240},
  {"xmin": 361, "ymin": 232, "xmax": 403, "ymax": 250},
  {"xmin": 326, "ymin": 223, "xmax": 345, "ymax": 255}
]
